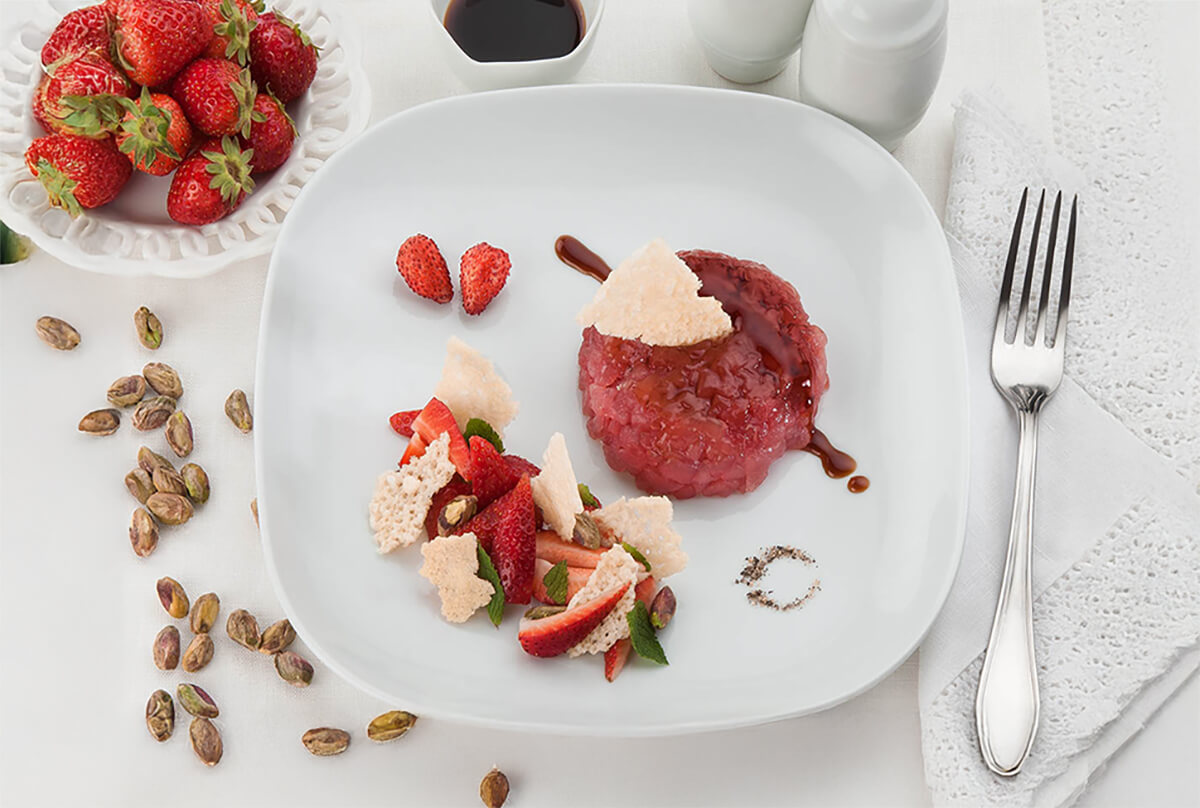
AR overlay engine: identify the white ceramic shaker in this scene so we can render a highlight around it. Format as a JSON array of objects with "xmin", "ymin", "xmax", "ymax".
[
  {"xmin": 798, "ymin": 0, "xmax": 947, "ymax": 150},
  {"xmin": 688, "ymin": 0, "xmax": 814, "ymax": 84}
]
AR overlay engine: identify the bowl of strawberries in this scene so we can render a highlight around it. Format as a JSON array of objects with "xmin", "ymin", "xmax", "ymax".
[{"xmin": 0, "ymin": 0, "xmax": 370, "ymax": 277}]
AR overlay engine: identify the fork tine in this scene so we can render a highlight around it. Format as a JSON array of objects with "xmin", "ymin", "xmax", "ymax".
[
  {"xmin": 996, "ymin": 188, "xmax": 1029, "ymax": 343},
  {"xmin": 1035, "ymin": 192, "xmax": 1063, "ymax": 344},
  {"xmin": 1053, "ymin": 196, "xmax": 1078, "ymax": 348},
  {"xmin": 1014, "ymin": 190, "xmax": 1045, "ymax": 344}
]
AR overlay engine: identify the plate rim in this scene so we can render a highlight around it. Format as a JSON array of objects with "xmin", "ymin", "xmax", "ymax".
[{"xmin": 254, "ymin": 82, "xmax": 970, "ymax": 736}]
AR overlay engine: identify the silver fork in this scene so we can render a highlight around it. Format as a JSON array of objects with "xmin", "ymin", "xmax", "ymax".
[{"xmin": 975, "ymin": 188, "xmax": 1078, "ymax": 776}]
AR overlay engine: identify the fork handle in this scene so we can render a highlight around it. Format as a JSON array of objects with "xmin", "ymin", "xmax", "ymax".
[{"xmin": 976, "ymin": 407, "xmax": 1041, "ymax": 776}]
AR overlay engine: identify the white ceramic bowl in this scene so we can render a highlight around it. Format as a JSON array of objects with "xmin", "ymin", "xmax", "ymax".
[
  {"xmin": 428, "ymin": 0, "xmax": 604, "ymax": 91},
  {"xmin": 0, "ymin": 0, "xmax": 371, "ymax": 278}
]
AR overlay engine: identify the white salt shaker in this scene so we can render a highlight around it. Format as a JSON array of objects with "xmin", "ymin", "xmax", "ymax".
[
  {"xmin": 798, "ymin": 0, "xmax": 947, "ymax": 150},
  {"xmin": 688, "ymin": 0, "xmax": 814, "ymax": 84}
]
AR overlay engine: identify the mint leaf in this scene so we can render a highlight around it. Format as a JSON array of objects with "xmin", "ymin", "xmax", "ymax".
[
  {"xmin": 621, "ymin": 542, "xmax": 651, "ymax": 572},
  {"xmin": 476, "ymin": 543, "xmax": 505, "ymax": 627},
  {"xmin": 542, "ymin": 561, "xmax": 569, "ymax": 606},
  {"xmin": 577, "ymin": 482, "xmax": 600, "ymax": 508},
  {"xmin": 626, "ymin": 601, "xmax": 668, "ymax": 665},
  {"xmin": 463, "ymin": 418, "xmax": 503, "ymax": 453}
]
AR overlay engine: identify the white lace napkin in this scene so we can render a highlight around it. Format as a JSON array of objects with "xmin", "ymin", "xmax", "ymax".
[{"xmin": 916, "ymin": 88, "xmax": 1200, "ymax": 807}]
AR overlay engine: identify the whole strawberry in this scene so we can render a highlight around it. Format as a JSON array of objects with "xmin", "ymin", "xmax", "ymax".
[
  {"xmin": 396, "ymin": 235, "xmax": 453, "ymax": 304},
  {"xmin": 460, "ymin": 243, "xmax": 512, "ymax": 315},
  {"xmin": 201, "ymin": 0, "xmax": 261, "ymax": 65},
  {"xmin": 113, "ymin": 0, "xmax": 212, "ymax": 87},
  {"xmin": 241, "ymin": 92, "xmax": 294, "ymax": 173},
  {"xmin": 25, "ymin": 134, "xmax": 132, "ymax": 217},
  {"xmin": 41, "ymin": 4, "xmax": 115, "ymax": 68},
  {"xmin": 167, "ymin": 136, "xmax": 255, "ymax": 225},
  {"xmin": 248, "ymin": 11, "xmax": 318, "ymax": 103},
  {"xmin": 31, "ymin": 52, "xmax": 133, "ymax": 137},
  {"xmin": 116, "ymin": 87, "xmax": 193, "ymax": 175},
  {"xmin": 172, "ymin": 58, "xmax": 260, "ymax": 137}
]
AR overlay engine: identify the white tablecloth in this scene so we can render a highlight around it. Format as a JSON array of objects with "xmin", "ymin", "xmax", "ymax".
[{"xmin": 1, "ymin": 2, "xmax": 1197, "ymax": 806}]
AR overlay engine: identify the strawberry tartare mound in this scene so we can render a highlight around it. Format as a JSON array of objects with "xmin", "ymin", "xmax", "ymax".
[{"xmin": 578, "ymin": 250, "xmax": 829, "ymax": 499}]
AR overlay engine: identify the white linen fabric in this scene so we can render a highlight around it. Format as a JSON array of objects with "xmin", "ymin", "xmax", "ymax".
[{"xmin": 917, "ymin": 1, "xmax": 1200, "ymax": 800}]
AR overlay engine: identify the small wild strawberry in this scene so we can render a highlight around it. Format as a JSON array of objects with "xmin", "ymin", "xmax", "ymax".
[
  {"xmin": 167, "ymin": 136, "xmax": 256, "ymax": 225},
  {"xmin": 248, "ymin": 11, "xmax": 318, "ymax": 103},
  {"xmin": 25, "ymin": 135, "xmax": 133, "ymax": 217},
  {"xmin": 459, "ymin": 243, "xmax": 512, "ymax": 315},
  {"xmin": 396, "ymin": 235, "xmax": 453, "ymax": 304}
]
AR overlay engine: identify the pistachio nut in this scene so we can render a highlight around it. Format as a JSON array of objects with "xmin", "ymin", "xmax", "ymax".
[
  {"xmin": 164, "ymin": 410, "xmax": 193, "ymax": 458},
  {"xmin": 156, "ymin": 576, "xmax": 189, "ymax": 618},
  {"xmin": 258, "ymin": 619, "xmax": 295, "ymax": 654},
  {"xmin": 225, "ymin": 609, "xmax": 260, "ymax": 651},
  {"xmin": 152, "ymin": 466, "xmax": 186, "ymax": 495},
  {"xmin": 366, "ymin": 710, "xmax": 417, "ymax": 742},
  {"xmin": 480, "ymin": 767, "xmax": 510, "ymax": 808},
  {"xmin": 107, "ymin": 374, "xmax": 147, "ymax": 407},
  {"xmin": 134, "ymin": 306, "xmax": 162, "ymax": 350},
  {"xmin": 224, "ymin": 389, "xmax": 253, "ymax": 433},
  {"xmin": 130, "ymin": 508, "xmax": 159, "ymax": 558},
  {"xmin": 437, "ymin": 494, "xmax": 478, "ymax": 536},
  {"xmin": 146, "ymin": 492, "xmax": 193, "ymax": 525},
  {"xmin": 137, "ymin": 445, "xmax": 175, "ymax": 476},
  {"xmin": 78, "ymin": 408, "xmax": 120, "ymax": 436},
  {"xmin": 131, "ymin": 395, "xmax": 176, "ymax": 431},
  {"xmin": 36, "ymin": 316, "xmax": 81, "ymax": 350},
  {"xmin": 189, "ymin": 717, "xmax": 222, "ymax": 766},
  {"xmin": 181, "ymin": 633, "xmax": 214, "ymax": 673},
  {"xmin": 250, "ymin": 498, "xmax": 258, "ymax": 527},
  {"xmin": 274, "ymin": 650, "xmax": 313, "ymax": 687},
  {"xmin": 153, "ymin": 625, "xmax": 181, "ymax": 670},
  {"xmin": 142, "ymin": 362, "xmax": 183, "ymax": 399},
  {"xmin": 145, "ymin": 689, "xmax": 174, "ymax": 742},
  {"xmin": 302, "ymin": 727, "xmax": 350, "ymax": 756},
  {"xmin": 522, "ymin": 605, "xmax": 565, "ymax": 620},
  {"xmin": 125, "ymin": 468, "xmax": 155, "ymax": 504},
  {"xmin": 572, "ymin": 512, "xmax": 604, "ymax": 549},
  {"xmin": 176, "ymin": 683, "xmax": 219, "ymax": 719},
  {"xmin": 181, "ymin": 463, "xmax": 210, "ymax": 503},
  {"xmin": 189, "ymin": 592, "xmax": 220, "ymax": 634},
  {"xmin": 649, "ymin": 586, "xmax": 676, "ymax": 630}
]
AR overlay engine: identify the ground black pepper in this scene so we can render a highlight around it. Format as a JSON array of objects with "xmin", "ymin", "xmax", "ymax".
[{"xmin": 735, "ymin": 545, "xmax": 821, "ymax": 612}]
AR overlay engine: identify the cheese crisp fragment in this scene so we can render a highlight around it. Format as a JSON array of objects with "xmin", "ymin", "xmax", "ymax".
[
  {"xmin": 530, "ymin": 432, "xmax": 583, "ymax": 540},
  {"xmin": 419, "ymin": 533, "xmax": 494, "ymax": 623},
  {"xmin": 566, "ymin": 545, "xmax": 644, "ymax": 657},
  {"xmin": 369, "ymin": 433, "xmax": 456, "ymax": 553},
  {"xmin": 591, "ymin": 496, "xmax": 688, "ymax": 579},
  {"xmin": 433, "ymin": 336, "xmax": 519, "ymax": 437},
  {"xmin": 576, "ymin": 238, "xmax": 733, "ymax": 346}
]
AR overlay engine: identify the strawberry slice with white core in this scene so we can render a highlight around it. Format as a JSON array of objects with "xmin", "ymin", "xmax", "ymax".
[
  {"xmin": 400, "ymin": 397, "xmax": 471, "ymax": 479},
  {"xmin": 518, "ymin": 582, "xmax": 631, "ymax": 658},
  {"xmin": 534, "ymin": 529, "xmax": 604, "ymax": 569},
  {"xmin": 532, "ymin": 558, "xmax": 592, "ymax": 605},
  {"xmin": 604, "ymin": 638, "xmax": 631, "ymax": 682}
]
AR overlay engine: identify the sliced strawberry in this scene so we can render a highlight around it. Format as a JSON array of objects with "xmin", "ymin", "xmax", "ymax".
[
  {"xmin": 535, "ymin": 530, "xmax": 603, "ymax": 569},
  {"xmin": 401, "ymin": 397, "xmax": 471, "ymax": 479},
  {"xmin": 518, "ymin": 582, "xmax": 630, "ymax": 658},
  {"xmin": 459, "ymin": 242, "xmax": 511, "ymax": 315},
  {"xmin": 532, "ymin": 558, "xmax": 592, "ymax": 605},
  {"xmin": 468, "ymin": 435, "xmax": 519, "ymax": 507},
  {"xmin": 487, "ymin": 476, "xmax": 537, "ymax": 604},
  {"xmin": 389, "ymin": 409, "xmax": 420, "ymax": 438},
  {"xmin": 604, "ymin": 638, "xmax": 631, "ymax": 682},
  {"xmin": 396, "ymin": 234, "xmax": 452, "ymax": 304},
  {"xmin": 503, "ymin": 454, "xmax": 541, "ymax": 478},
  {"xmin": 635, "ymin": 575, "xmax": 657, "ymax": 606},
  {"xmin": 423, "ymin": 475, "xmax": 472, "ymax": 540}
]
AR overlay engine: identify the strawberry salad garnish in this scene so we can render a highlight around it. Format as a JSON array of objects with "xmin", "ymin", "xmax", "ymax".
[{"xmin": 367, "ymin": 337, "xmax": 687, "ymax": 680}]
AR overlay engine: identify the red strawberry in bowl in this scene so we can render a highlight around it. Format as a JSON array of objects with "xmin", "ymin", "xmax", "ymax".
[
  {"xmin": 113, "ymin": 0, "xmax": 213, "ymax": 88},
  {"xmin": 249, "ymin": 11, "xmax": 318, "ymax": 103},
  {"xmin": 172, "ymin": 58, "xmax": 261, "ymax": 137},
  {"xmin": 41, "ymin": 4, "xmax": 115, "ymax": 69},
  {"xmin": 32, "ymin": 52, "xmax": 133, "ymax": 138},
  {"xmin": 395, "ymin": 235, "xmax": 453, "ymax": 304},
  {"xmin": 241, "ymin": 92, "xmax": 295, "ymax": 173},
  {"xmin": 25, "ymin": 135, "xmax": 132, "ymax": 217},
  {"xmin": 166, "ymin": 136, "xmax": 255, "ymax": 225},
  {"xmin": 200, "ymin": 0, "xmax": 261, "ymax": 65},
  {"xmin": 115, "ymin": 87, "xmax": 193, "ymax": 176}
]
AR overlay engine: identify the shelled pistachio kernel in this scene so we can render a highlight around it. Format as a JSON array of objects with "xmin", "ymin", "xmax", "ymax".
[
  {"xmin": 152, "ymin": 466, "xmax": 186, "ymax": 495},
  {"xmin": 366, "ymin": 710, "xmax": 417, "ymax": 742},
  {"xmin": 226, "ymin": 609, "xmax": 260, "ymax": 651},
  {"xmin": 190, "ymin": 592, "xmax": 220, "ymax": 634},
  {"xmin": 181, "ymin": 634, "xmax": 214, "ymax": 672},
  {"xmin": 274, "ymin": 651, "xmax": 313, "ymax": 687},
  {"xmin": 142, "ymin": 362, "xmax": 182, "ymax": 399},
  {"xmin": 145, "ymin": 689, "xmax": 174, "ymax": 742},
  {"xmin": 480, "ymin": 768, "xmax": 510, "ymax": 808},
  {"xmin": 138, "ymin": 445, "xmax": 175, "ymax": 476},
  {"xmin": 224, "ymin": 389, "xmax": 253, "ymax": 433},
  {"xmin": 181, "ymin": 463, "xmax": 209, "ymax": 503},
  {"xmin": 165, "ymin": 410, "xmax": 193, "ymax": 458},
  {"xmin": 153, "ymin": 625, "xmax": 180, "ymax": 670},
  {"xmin": 107, "ymin": 374, "xmax": 147, "ymax": 407},
  {"xmin": 146, "ymin": 492, "xmax": 193, "ymax": 525},
  {"xmin": 131, "ymin": 395, "xmax": 175, "ymax": 431},
  {"xmin": 156, "ymin": 576, "xmax": 189, "ymax": 618},
  {"xmin": 130, "ymin": 508, "xmax": 159, "ymax": 558},
  {"xmin": 134, "ymin": 306, "xmax": 162, "ymax": 350},
  {"xmin": 258, "ymin": 619, "xmax": 295, "ymax": 654},
  {"xmin": 176, "ymin": 683, "xmax": 218, "ymax": 718},
  {"xmin": 125, "ymin": 468, "xmax": 154, "ymax": 503},
  {"xmin": 189, "ymin": 717, "xmax": 222, "ymax": 766},
  {"xmin": 302, "ymin": 727, "xmax": 350, "ymax": 756},
  {"xmin": 36, "ymin": 316, "xmax": 80, "ymax": 350},
  {"xmin": 78, "ymin": 408, "xmax": 120, "ymax": 436}
]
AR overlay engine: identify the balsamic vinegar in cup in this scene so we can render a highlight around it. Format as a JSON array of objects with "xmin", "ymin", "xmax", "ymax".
[{"xmin": 443, "ymin": 0, "xmax": 585, "ymax": 62}]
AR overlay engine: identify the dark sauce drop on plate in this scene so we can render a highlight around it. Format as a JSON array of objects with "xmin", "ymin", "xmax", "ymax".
[
  {"xmin": 444, "ymin": 0, "xmax": 585, "ymax": 62},
  {"xmin": 555, "ymin": 234, "xmax": 870, "ymax": 493}
]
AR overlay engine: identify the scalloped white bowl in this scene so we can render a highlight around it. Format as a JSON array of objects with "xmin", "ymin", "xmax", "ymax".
[{"xmin": 0, "ymin": 0, "xmax": 371, "ymax": 278}]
